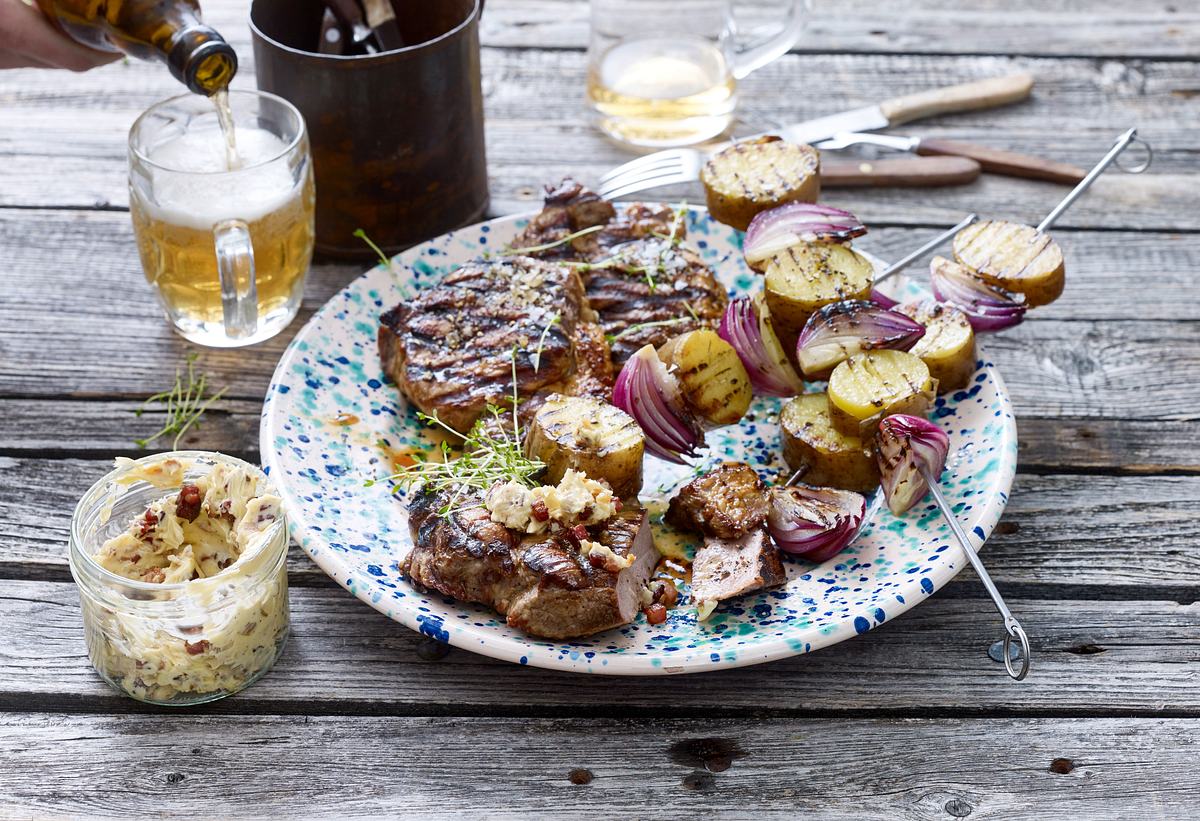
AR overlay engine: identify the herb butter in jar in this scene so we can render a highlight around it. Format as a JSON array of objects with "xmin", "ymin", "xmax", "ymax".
[{"xmin": 69, "ymin": 452, "xmax": 289, "ymax": 705}]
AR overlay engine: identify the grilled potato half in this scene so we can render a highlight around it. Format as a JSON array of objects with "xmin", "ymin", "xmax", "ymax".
[
  {"xmin": 658, "ymin": 329, "xmax": 752, "ymax": 426},
  {"xmin": 525, "ymin": 394, "xmax": 645, "ymax": 498},
  {"xmin": 953, "ymin": 219, "xmax": 1065, "ymax": 307},
  {"xmin": 826, "ymin": 350, "xmax": 936, "ymax": 436},
  {"xmin": 764, "ymin": 242, "xmax": 876, "ymax": 352},
  {"xmin": 896, "ymin": 300, "xmax": 978, "ymax": 393},
  {"xmin": 780, "ymin": 393, "xmax": 879, "ymax": 493},
  {"xmin": 700, "ymin": 136, "xmax": 820, "ymax": 231}
]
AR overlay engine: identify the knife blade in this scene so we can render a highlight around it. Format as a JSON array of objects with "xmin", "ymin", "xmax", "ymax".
[{"xmin": 779, "ymin": 73, "xmax": 1034, "ymax": 146}]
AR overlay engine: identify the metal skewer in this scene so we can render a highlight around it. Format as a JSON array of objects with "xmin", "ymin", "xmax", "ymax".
[
  {"xmin": 873, "ymin": 127, "xmax": 1151, "ymax": 287},
  {"xmin": 919, "ymin": 463, "xmax": 1030, "ymax": 680},
  {"xmin": 873, "ymin": 213, "xmax": 978, "ymax": 286},
  {"xmin": 1037, "ymin": 127, "xmax": 1150, "ymax": 233}
]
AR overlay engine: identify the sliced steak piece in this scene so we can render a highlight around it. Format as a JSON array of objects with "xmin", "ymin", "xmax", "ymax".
[
  {"xmin": 691, "ymin": 528, "xmax": 786, "ymax": 606},
  {"xmin": 583, "ymin": 238, "xmax": 728, "ymax": 365},
  {"xmin": 667, "ymin": 462, "xmax": 770, "ymax": 540},
  {"xmin": 503, "ymin": 509, "xmax": 657, "ymax": 638},
  {"xmin": 403, "ymin": 489, "xmax": 657, "ymax": 639},
  {"xmin": 379, "ymin": 256, "xmax": 591, "ymax": 433},
  {"xmin": 508, "ymin": 178, "xmax": 617, "ymax": 259}
]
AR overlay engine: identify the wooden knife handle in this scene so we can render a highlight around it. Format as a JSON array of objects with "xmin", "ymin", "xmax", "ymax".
[
  {"xmin": 915, "ymin": 137, "xmax": 1086, "ymax": 184},
  {"xmin": 879, "ymin": 73, "xmax": 1034, "ymax": 126},
  {"xmin": 821, "ymin": 156, "xmax": 982, "ymax": 188}
]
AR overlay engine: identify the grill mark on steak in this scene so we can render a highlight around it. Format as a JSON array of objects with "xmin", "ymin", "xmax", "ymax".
[
  {"xmin": 379, "ymin": 256, "xmax": 595, "ymax": 433},
  {"xmin": 404, "ymin": 488, "xmax": 657, "ymax": 639}
]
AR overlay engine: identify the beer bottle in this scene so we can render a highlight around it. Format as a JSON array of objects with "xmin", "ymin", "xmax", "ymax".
[{"xmin": 36, "ymin": 1, "xmax": 237, "ymax": 95}]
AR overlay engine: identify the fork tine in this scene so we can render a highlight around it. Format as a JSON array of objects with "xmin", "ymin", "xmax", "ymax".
[
  {"xmin": 599, "ymin": 157, "xmax": 687, "ymax": 190},
  {"xmin": 597, "ymin": 149, "xmax": 690, "ymax": 184},
  {"xmin": 600, "ymin": 168, "xmax": 697, "ymax": 200}
]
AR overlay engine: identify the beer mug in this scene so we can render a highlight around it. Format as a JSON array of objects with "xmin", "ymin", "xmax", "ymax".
[
  {"xmin": 128, "ymin": 90, "xmax": 315, "ymax": 347},
  {"xmin": 587, "ymin": 0, "xmax": 809, "ymax": 147}
]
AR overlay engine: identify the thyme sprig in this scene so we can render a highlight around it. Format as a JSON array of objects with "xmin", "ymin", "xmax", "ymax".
[
  {"xmin": 605, "ymin": 316, "xmax": 692, "ymax": 344},
  {"xmin": 134, "ymin": 353, "xmax": 228, "ymax": 449},
  {"xmin": 355, "ymin": 228, "xmax": 412, "ymax": 298}
]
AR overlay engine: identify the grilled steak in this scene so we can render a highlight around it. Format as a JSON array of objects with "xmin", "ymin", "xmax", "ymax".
[
  {"xmin": 691, "ymin": 528, "xmax": 786, "ymax": 605},
  {"xmin": 405, "ymin": 488, "xmax": 657, "ymax": 639},
  {"xmin": 378, "ymin": 256, "xmax": 611, "ymax": 433},
  {"xmin": 511, "ymin": 180, "xmax": 728, "ymax": 366},
  {"xmin": 667, "ymin": 462, "xmax": 770, "ymax": 540}
]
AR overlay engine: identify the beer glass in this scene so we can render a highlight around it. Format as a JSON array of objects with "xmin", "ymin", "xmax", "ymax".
[
  {"xmin": 128, "ymin": 90, "xmax": 315, "ymax": 347},
  {"xmin": 587, "ymin": 0, "xmax": 809, "ymax": 147}
]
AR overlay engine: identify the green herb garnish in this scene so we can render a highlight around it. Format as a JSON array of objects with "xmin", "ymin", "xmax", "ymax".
[
  {"xmin": 505, "ymin": 224, "xmax": 606, "ymax": 256},
  {"xmin": 367, "ymin": 348, "xmax": 544, "ymax": 516},
  {"xmin": 134, "ymin": 353, "xmax": 228, "ymax": 449},
  {"xmin": 354, "ymin": 228, "xmax": 391, "ymax": 268},
  {"xmin": 531, "ymin": 312, "xmax": 561, "ymax": 373},
  {"xmin": 605, "ymin": 316, "xmax": 692, "ymax": 344}
]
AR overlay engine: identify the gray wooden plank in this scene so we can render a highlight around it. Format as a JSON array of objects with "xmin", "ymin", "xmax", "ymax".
[
  {"xmin": 478, "ymin": 0, "xmax": 1200, "ymax": 58},
  {"xmin": 0, "ymin": 711, "xmax": 1194, "ymax": 819},
  {"xmin": 4, "ymin": 458, "xmax": 1197, "ymax": 591},
  {"xmin": 2, "ymin": 580, "xmax": 1196, "ymax": 713},
  {"xmin": 2, "ymin": 48, "xmax": 1198, "ymax": 222}
]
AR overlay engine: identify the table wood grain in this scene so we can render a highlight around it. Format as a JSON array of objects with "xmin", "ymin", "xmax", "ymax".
[{"xmin": 1, "ymin": 1, "xmax": 1196, "ymax": 818}]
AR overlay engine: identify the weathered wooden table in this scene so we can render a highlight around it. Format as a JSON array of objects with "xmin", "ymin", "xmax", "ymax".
[{"xmin": 2, "ymin": 1, "xmax": 1198, "ymax": 817}]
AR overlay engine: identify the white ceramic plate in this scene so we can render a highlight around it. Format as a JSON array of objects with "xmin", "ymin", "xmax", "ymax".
[{"xmin": 260, "ymin": 207, "xmax": 1017, "ymax": 674}]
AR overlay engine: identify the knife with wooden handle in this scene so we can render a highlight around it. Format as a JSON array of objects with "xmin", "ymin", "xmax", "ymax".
[
  {"xmin": 913, "ymin": 138, "xmax": 1086, "ymax": 184},
  {"xmin": 821, "ymin": 156, "xmax": 982, "ymax": 188}
]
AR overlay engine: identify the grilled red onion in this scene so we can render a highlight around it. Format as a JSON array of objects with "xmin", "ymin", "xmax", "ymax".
[
  {"xmin": 717, "ymin": 294, "xmax": 804, "ymax": 397},
  {"xmin": 767, "ymin": 484, "xmax": 866, "ymax": 561},
  {"xmin": 612, "ymin": 345, "xmax": 704, "ymax": 464},
  {"xmin": 869, "ymin": 288, "xmax": 901, "ymax": 309},
  {"xmin": 930, "ymin": 256, "xmax": 1027, "ymax": 333},
  {"xmin": 743, "ymin": 203, "xmax": 867, "ymax": 269},
  {"xmin": 795, "ymin": 300, "xmax": 926, "ymax": 376},
  {"xmin": 875, "ymin": 414, "xmax": 951, "ymax": 516}
]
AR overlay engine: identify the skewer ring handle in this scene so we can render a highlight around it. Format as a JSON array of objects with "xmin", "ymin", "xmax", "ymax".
[
  {"xmin": 1115, "ymin": 135, "xmax": 1153, "ymax": 174},
  {"xmin": 1002, "ymin": 621, "xmax": 1031, "ymax": 681}
]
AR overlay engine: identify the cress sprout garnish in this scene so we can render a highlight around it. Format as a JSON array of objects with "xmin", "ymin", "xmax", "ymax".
[
  {"xmin": 367, "ymin": 348, "xmax": 545, "ymax": 516},
  {"xmin": 134, "ymin": 353, "xmax": 228, "ymax": 449}
]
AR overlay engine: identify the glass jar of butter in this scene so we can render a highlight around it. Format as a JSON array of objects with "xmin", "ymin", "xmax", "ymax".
[{"xmin": 69, "ymin": 451, "xmax": 290, "ymax": 705}]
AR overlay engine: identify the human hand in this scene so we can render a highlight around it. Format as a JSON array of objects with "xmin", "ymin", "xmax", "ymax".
[{"xmin": 0, "ymin": 0, "xmax": 121, "ymax": 70}]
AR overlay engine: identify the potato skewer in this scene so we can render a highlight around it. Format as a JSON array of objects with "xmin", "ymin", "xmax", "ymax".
[
  {"xmin": 875, "ymin": 414, "xmax": 1031, "ymax": 681},
  {"xmin": 872, "ymin": 127, "xmax": 1150, "ymax": 294}
]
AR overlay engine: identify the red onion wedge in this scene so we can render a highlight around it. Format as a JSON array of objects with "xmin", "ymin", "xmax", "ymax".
[
  {"xmin": 875, "ymin": 414, "xmax": 951, "ymax": 516},
  {"xmin": 612, "ymin": 345, "xmax": 704, "ymax": 464},
  {"xmin": 743, "ymin": 203, "xmax": 867, "ymax": 270},
  {"xmin": 869, "ymin": 288, "xmax": 900, "ymax": 309},
  {"xmin": 930, "ymin": 256, "xmax": 1027, "ymax": 333},
  {"xmin": 795, "ymin": 299, "xmax": 926, "ymax": 377},
  {"xmin": 718, "ymin": 294, "xmax": 805, "ymax": 397},
  {"xmin": 767, "ymin": 484, "xmax": 867, "ymax": 562}
]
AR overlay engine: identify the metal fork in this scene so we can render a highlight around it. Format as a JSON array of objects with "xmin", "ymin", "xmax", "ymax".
[{"xmin": 597, "ymin": 148, "xmax": 708, "ymax": 200}]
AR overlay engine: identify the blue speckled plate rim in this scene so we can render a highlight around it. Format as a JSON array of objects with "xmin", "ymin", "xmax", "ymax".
[{"xmin": 260, "ymin": 206, "xmax": 1018, "ymax": 675}]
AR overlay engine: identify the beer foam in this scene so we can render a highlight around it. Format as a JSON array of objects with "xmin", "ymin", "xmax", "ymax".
[{"xmin": 140, "ymin": 127, "xmax": 301, "ymax": 230}]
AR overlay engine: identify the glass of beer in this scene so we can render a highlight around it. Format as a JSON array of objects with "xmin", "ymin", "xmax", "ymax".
[
  {"xmin": 128, "ymin": 90, "xmax": 315, "ymax": 347},
  {"xmin": 586, "ymin": 0, "xmax": 809, "ymax": 148}
]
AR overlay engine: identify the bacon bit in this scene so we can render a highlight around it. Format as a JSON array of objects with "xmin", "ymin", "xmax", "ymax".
[
  {"xmin": 655, "ymin": 581, "xmax": 679, "ymax": 608},
  {"xmin": 571, "ymin": 524, "xmax": 589, "ymax": 542},
  {"xmin": 184, "ymin": 640, "xmax": 210, "ymax": 655},
  {"xmin": 530, "ymin": 499, "xmax": 550, "ymax": 522},
  {"xmin": 614, "ymin": 498, "xmax": 623, "ymax": 512},
  {"xmin": 645, "ymin": 603, "xmax": 668, "ymax": 625},
  {"xmin": 136, "ymin": 510, "xmax": 159, "ymax": 539},
  {"xmin": 175, "ymin": 483, "xmax": 202, "ymax": 522},
  {"xmin": 586, "ymin": 552, "xmax": 607, "ymax": 569},
  {"xmin": 579, "ymin": 504, "xmax": 594, "ymax": 522},
  {"xmin": 142, "ymin": 568, "xmax": 166, "ymax": 584}
]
